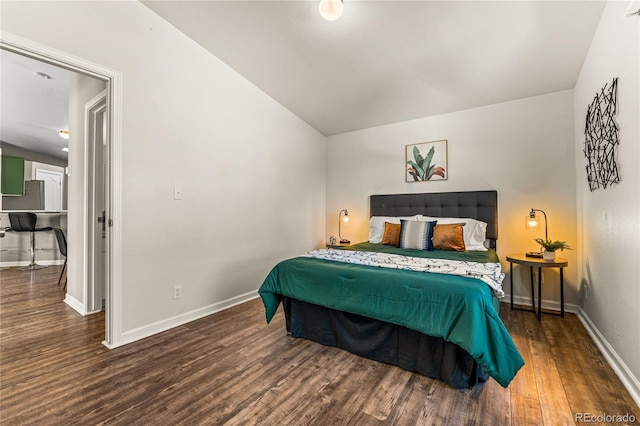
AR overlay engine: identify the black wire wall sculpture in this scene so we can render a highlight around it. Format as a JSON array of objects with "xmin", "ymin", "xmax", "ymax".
[{"xmin": 584, "ymin": 78, "xmax": 620, "ymax": 191}]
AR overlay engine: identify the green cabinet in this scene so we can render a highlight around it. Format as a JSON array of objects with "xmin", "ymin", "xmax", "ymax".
[{"xmin": 1, "ymin": 155, "xmax": 25, "ymax": 196}]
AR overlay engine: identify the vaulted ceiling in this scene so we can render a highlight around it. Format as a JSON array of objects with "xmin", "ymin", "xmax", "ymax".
[
  {"xmin": 143, "ymin": 0, "xmax": 606, "ymax": 136},
  {"xmin": 1, "ymin": 1, "xmax": 606, "ymax": 159}
]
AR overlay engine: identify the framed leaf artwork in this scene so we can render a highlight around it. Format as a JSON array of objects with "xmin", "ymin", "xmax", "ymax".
[{"xmin": 406, "ymin": 140, "xmax": 448, "ymax": 182}]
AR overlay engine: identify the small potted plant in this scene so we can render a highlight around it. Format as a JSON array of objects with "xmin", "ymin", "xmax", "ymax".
[{"xmin": 534, "ymin": 238, "xmax": 572, "ymax": 261}]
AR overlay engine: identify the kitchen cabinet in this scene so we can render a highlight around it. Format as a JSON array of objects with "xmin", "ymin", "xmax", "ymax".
[{"xmin": 1, "ymin": 156, "xmax": 25, "ymax": 196}]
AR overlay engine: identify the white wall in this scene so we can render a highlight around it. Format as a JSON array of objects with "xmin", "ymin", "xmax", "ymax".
[
  {"xmin": 1, "ymin": 1, "xmax": 326, "ymax": 339},
  {"xmin": 574, "ymin": 0, "xmax": 640, "ymax": 401},
  {"xmin": 326, "ymin": 90, "xmax": 578, "ymax": 304},
  {"xmin": 0, "ymin": 143, "xmax": 67, "ymax": 168}
]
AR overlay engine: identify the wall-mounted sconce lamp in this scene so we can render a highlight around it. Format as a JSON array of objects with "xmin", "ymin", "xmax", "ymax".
[
  {"xmin": 525, "ymin": 208, "xmax": 547, "ymax": 257},
  {"xmin": 339, "ymin": 208, "xmax": 350, "ymax": 244}
]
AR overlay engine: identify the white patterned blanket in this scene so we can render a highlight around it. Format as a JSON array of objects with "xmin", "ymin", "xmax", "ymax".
[{"xmin": 301, "ymin": 249, "xmax": 505, "ymax": 298}]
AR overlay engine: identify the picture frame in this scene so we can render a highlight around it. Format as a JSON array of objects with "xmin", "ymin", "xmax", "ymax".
[{"xmin": 406, "ymin": 139, "xmax": 448, "ymax": 182}]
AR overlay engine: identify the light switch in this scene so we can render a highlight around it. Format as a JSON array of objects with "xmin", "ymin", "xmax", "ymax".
[{"xmin": 174, "ymin": 186, "xmax": 183, "ymax": 200}]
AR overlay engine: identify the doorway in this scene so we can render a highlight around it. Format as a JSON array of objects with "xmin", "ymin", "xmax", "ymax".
[
  {"xmin": 35, "ymin": 169, "xmax": 63, "ymax": 212},
  {"xmin": 0, "ymin": 34, "xmax": 123, "ymax": 348}
]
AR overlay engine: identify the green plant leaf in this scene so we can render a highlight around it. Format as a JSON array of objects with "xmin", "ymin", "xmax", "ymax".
[
  {"xmin": 424, "ymin": 146, "xmax": 435, "ymax": 164},
  {"xmin": 407, "ymin": 160, "xmax": 425, "ymax": 180},
  {"xmin": 421, "ymin": 146, "xmax": 435, "ymax": 180},
  {"xmin": 413, "ymin": 146, "xmax": 424, "ymax": 166},
  {"xmin": 424, "ymin": 165, "xmax": 434, "ymax": 180},
  {"xmin": 534, "ymin": 238, "xmax": 572, "ymax": 251}
]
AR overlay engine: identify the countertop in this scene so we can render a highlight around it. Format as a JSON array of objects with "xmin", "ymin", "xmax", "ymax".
[{"xmin": 1, "ymin": 211, "xmax": 68, "ymax": 214}]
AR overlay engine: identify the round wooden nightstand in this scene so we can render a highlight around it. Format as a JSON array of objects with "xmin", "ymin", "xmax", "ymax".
[{"xmin": 506, "ymin": 254, "xmax": 568, "ymax": 321}]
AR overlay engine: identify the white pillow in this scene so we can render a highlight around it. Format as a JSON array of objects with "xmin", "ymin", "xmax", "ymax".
[
  {"xmin": 414, "ymin": 215, "xmax": 488, "ymax": 251},
  {"xmin": 369, "ymin": 216, "xmax": 411, "ymax": 243}
]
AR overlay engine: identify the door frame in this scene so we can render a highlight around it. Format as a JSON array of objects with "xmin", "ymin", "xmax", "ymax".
[{"xmin": 0, "ymin": 31, "xmax": 124, "ymax": 348}]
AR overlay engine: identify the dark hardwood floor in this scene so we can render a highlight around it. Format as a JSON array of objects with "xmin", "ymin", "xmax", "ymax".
[{"xmin": 0, "ymin": 266, "xmax": 637, "ymax": 425}]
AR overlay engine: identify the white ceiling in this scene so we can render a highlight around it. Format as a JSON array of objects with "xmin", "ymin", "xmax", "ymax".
[
  {"xmin": 0, "ymin": 49, "xmax": 70, "ymax": 161},
  {"xmin": 143, "ymin": 0, "xmax": 606, "ymax": 136},
  {"xmin": 0, "ymin": 1, "xmax": 606, "ymax": 158}
]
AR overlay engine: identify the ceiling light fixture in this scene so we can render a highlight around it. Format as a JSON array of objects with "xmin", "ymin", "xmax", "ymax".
[
  {"xmin": 319, "ymin": 0, "xmax": 343, "ymax": 21},
  {"xmin": 59, "ymin": 130, "xmax": 69, "ymax": 140}
]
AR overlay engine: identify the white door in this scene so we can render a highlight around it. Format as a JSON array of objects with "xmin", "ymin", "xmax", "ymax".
[
  {"xmin": 86, "ymin": 92, "xmax": 108, "ymax": 313},
  {"xmin": 35, "ymin": 169, "xmax": 63, "ymax": 211}
]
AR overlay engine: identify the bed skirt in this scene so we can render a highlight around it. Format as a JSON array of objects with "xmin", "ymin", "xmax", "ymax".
[{"xmin": 282, "ymin": 297, "xmax": 488, "ymax": 389}]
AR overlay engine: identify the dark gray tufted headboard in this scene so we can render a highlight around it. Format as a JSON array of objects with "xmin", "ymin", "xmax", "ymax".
[{"xmin": 370, "ymin": 190, "xmax": 498, "ymax": 250}]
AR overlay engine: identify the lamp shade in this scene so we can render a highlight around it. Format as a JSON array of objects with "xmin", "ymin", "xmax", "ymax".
[
  {"xmin": 525, "ymin": 215, "xmax": 540, "ymax": 230},
  {"xmin": 339, "ymin": 209, "xmax": 350, "ymax": 243},
  {"xmin": 526, "ymin": 208, "xmax": 548, "ymax": 241},
  {"xmin": 319, "ymin": 0, "xmax": 344, "ymax": 21},
  {"xmin": 525, "ymin": 208, "xmax": 548, "ymax": 258}
]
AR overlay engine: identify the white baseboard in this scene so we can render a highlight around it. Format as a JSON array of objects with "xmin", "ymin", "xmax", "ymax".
[
  {"xmin": 575, "ymin": 307, "xmax": 640, "ymax": 408},
  {"xmin": 114, "ymin": 290, "xmax": 260, "ymax": 348},
  {"xmin": 501, "ymin": 296, "xmax": 640, "ymax": 407},
  {"xmin": 64, "ymin": 293, "xmax": 86, "ymax": 315},
  {"xmin": 502, "ymin": 294, "xmax": 580, "ymax": 314},
  {"xmin": 0, "ymin": 259, "xmax": 65, "ymax": 267},
  {"xmin": 102, "ymin": 339, "xmax": 117, "ymax": 350}
]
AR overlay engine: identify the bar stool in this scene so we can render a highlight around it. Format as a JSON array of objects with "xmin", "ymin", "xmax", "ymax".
[
  {"xmin": 7, "ymin": 212, "xmax": 53, "ymax": 271},
  {"xmin": 53, "ymin": 228, "xmax": 68, "ymax": 292}
]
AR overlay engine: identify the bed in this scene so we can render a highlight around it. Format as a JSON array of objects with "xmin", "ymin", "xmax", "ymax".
[{"xmin": 258, "ymin": 190, "xmax": 524, "ymax": 388}]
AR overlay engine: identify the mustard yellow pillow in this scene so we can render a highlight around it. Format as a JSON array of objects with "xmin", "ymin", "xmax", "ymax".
[
  {"xmin": 381, "ymin": 222, "xmax": 401, "ymax": 246},
  {"xmin": 433, "ymin": 224, "xmax": 466, "ymax": 252}
]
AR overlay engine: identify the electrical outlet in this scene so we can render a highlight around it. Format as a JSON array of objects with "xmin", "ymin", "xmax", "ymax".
[{"xmin": 173, "ymin": 285, "xmax": 182, "ymax": 299}]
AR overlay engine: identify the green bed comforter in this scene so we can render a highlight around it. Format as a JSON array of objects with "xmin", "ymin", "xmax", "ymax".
[{"xmin": 258, "ymin": 243, "xmax": 524, "ymax": 387}]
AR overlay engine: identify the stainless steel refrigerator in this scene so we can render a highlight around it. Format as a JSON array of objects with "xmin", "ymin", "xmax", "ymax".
[{"xmin": 1, "ymin": 180, "xmax": 45, "ymax": 210}]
